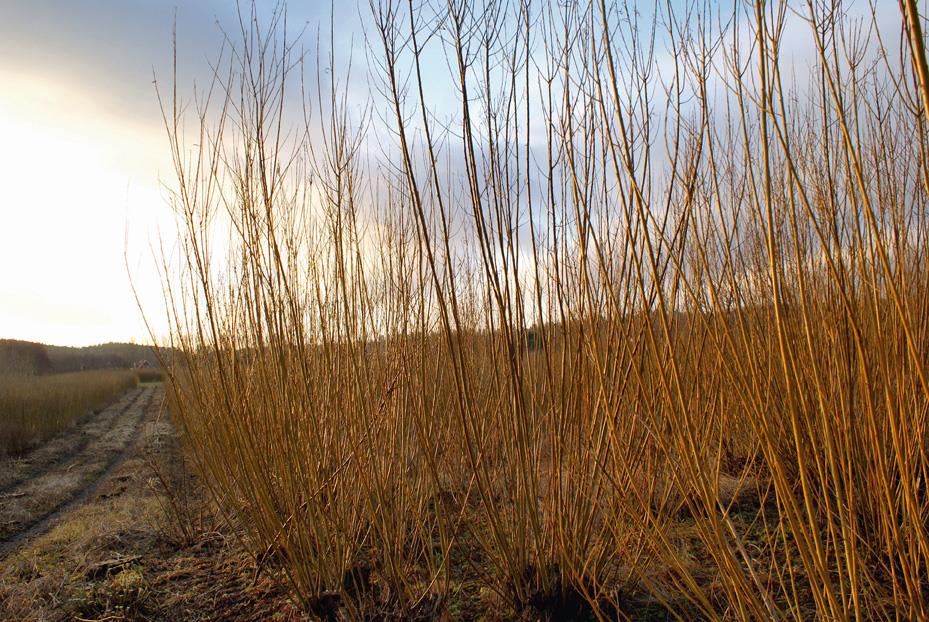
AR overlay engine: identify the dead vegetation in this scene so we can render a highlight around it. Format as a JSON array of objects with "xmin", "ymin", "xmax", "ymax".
[
  {"xmin": 0, "ymin": 371, "xmax": 139, "ymax": 457},
  {"xmin": 0, "ymin": 385, "xmax": 303, "ymax": 622},
  {"xmin": 154, "ymin": 0, "xmax": 929, "ymax": 620},
  {"xmin": 0, "ymin": 386, "xmax": 154, "ymax": 544}
]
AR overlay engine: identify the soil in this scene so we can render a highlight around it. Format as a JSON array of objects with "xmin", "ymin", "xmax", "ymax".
[
  {"xmin": 0, "ymin": 384, "xmax": 306, "ymax": 622},
  {"xmin": 0, "ymin": 387, "xmax": 152, "ymax": 548},
  {"xmin": 0, "ymin": 388, "xmax": 145, "ymax": 495}
]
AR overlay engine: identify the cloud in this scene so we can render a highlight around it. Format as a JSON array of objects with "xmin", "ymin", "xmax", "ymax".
[{"xmin": 0, "ymin": 1, "xmax": 351, "ymax": 346}]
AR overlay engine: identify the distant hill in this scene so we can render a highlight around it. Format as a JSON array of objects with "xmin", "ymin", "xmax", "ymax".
[{"xmin": 0, "ymin": 339, "xmax": 170, "ymax": 376}]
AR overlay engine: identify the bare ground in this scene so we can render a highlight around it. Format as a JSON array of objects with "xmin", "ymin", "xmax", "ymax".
[
  {"xmin": 0, "ymin": 385, "xmax": 306, "ymax": 621},
  {"xmin": 0, "ymin": 388, "xmax": 144, "ymax": 495},
  {"xmin": 0, "ymin": 387, "xmax": 153, "ymax": 548}
]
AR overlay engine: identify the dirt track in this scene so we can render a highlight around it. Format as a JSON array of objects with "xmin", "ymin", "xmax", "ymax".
[
  {"xmin": 0, "ymin": 382, "xmax": 306, "ymax": 622},
  {"xmin": 0, "ymin": 385, "xmax": 162, "ymax": 556}
]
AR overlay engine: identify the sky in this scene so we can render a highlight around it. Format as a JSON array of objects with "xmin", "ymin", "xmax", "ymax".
[
  {"xmin": 0, "ymin": 0, "xmax": 358, "ymax": 347},
  {"xmin": 0, "ymin": 0, "xmax": 904, "ymax": 347}
]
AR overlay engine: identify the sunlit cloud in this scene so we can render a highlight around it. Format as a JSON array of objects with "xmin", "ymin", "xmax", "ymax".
[
  {"xmin": 0, "ymin": 67, "xmax": 172, "ymax": 346},
  {"xmin": 0, "ymin": 0, "xmax": 362, "ymax": 347}
]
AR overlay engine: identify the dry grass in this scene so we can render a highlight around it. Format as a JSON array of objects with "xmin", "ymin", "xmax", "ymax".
[
  {"xmin": 134, "ymin": 369, "xmax": 165, "ymax": 384},
  {"xmin": 0, "ymin": 371, "xmax": 138, "ymax": 457},
  {"xmin": 154, "ymin": 1, "xmax": 929, "ymax": 619},
  {"xmin": 0, "ymin": 395, "xmax": 304, "ymax": 622}
]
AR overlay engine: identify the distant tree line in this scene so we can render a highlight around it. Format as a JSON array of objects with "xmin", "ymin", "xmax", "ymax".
[
  {"xmin": 0, "ymin": 340, "xmax": 53, "ymax": 375},
  {"xmin": 0, "ymin": 339, "xmax": 166, "ymax": 376}
]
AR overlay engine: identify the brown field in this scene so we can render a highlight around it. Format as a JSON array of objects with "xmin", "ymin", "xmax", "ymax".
[
  {"xmin": 4, "ymin": 1, "xmax": 929, "ymax": 620},
  {"xmin": 0, "ymin": 371, "xmax": 139, "ymax": 457},
  {"xmin": 147, "ymin": 1, "xmax": 929, "ymax": 619}
]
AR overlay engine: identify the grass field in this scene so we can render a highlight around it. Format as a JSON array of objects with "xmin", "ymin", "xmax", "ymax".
[
  {"xmin": 153, "ymin": 1, "xmax": 929, "ymax": 620},
  {"xmin": 0, "ymin": 371, "xmax": 139, "ymax": 456}
]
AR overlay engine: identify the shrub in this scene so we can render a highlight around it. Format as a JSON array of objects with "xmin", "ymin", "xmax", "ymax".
[{"xmin": 158, "ymin": 1, "xmax": 929, "ymax": 618}]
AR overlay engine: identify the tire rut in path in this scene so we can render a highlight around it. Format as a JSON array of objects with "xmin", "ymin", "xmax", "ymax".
[
  {"xmin": 0, "ymin": 386, "xmax": 161, "ymax": 558},
  {"xmin": 0, "ymin": 388, "xmax": 145, "ymax": 495}
]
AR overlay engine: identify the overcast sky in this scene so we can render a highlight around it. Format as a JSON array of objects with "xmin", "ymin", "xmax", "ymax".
[
  {"xmin": 0, "ymin": 1, "xmax": 364, "ymax": 347},
  {"xmin": 0, "ymin": 0, "xmax": 906, "ymax": 347}
]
